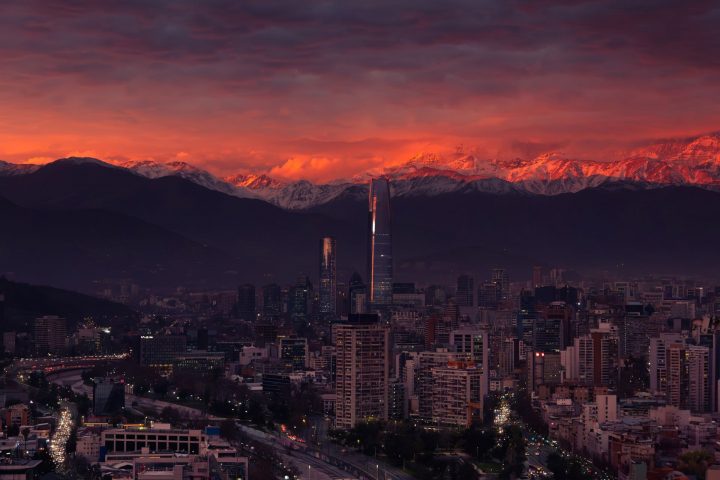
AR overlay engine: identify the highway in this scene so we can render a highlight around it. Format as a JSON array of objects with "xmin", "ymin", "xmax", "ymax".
[{"xmin": 46, "ymin": 369, "xmax": 363, "ymax": 479}]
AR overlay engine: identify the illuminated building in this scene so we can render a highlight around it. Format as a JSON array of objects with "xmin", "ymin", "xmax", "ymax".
[
  {"xmin": 279, "ymin": 337, "xmax": 309, "ymax": 370},
  {"xmin": 367, "ymin": 178, "xmax": 393, "ymax": 309},
  {"xmin": 139, "ymin": 335, "xmax": 187, "ymax": 372},
  {"xmin": 319, "ymin": 236, "xmax": 337, "ymax": 318},
  {"xmin": 333, "ymin": 316, "xmax": 389, "ymax": 428}
]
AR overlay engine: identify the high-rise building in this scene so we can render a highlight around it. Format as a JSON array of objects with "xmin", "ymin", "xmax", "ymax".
[
  {"xmin": 477, "ymin": 282, "xmax": 498, "ymax": 308},
  {"xmin": 532, "ymin": 266, "xmax": 543, "ymax": 288},
  {"xmin": 687, "ymin": 345, "xmax": 711, "ymax": 413},
  {"xmin": 450, "ymin": 326, "xmax": 489, "ymax": 405},
  {"xmin": 290, "ymin": 276, "xmax": 312, "ymax": 323},
  {"xmin": 333, "ymin": 316, "xmax": 389, "ymax": 428},
  {"xmin": 237, "ymin": 284, "xmax": 256, "ymax": 322},
  {"xmin": 431, "ymin": 362, "xmax": 483, "ymax": 427},
  {"xmin": 533, "ymin": 301, "xmax": 573, "ymax": 352},
  {"xmin": 456, "ymin": 275, "xmax": 474, "ymax": 307},
  {"xmin": 491, "ymin": 268, "xmax": 510, "ymax": 301},
  {"xmin": 653, "ymin": 339, "xmax": 710, "ymax": 413},
  {"xmin": 367, "ymin": 178, "xmax": 393, "ymax": 309},
  {"xmin": 562, "ymin": 334, "xmax": 594, "ymax": 386},
  {"xmin": 348, "ymin": 272, "xmax": 367, "ymax": 315},
  {"xmin": 262, "ymin": 283, "xmax": 282, "ymax": 318},
  {"xmin": 34, "ymin": 315, "xmax": 67, "ymax": 356},
  {"xmin": 591, "ymin": 330, "xmax": 619, "ymax": 388},
  {"xmin": 416, "ymin": 349, "xmax": 472, "ymax": 421},
  {"xmin": 280, "ymin": 337, "xmax": 309, "ymax": 371},
  {"xmin": 319, "ymin": 236, "xmax": 337, "ymax": 318},
  {"xmin": 140, "ymin": 335, "xmax": 187, "ymax": 371}
]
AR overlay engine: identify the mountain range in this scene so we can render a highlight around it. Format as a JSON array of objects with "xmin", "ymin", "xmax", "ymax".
[
  {"xmin": 5, "ymin": 133, "xmax": 720, "ymax": 210},
  {"xmin": 1, "ymin": 132, "xmax": 720, "ymax": 291}
]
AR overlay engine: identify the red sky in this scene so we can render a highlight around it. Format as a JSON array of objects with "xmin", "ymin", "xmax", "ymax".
[{"xmin": 1, "ymin": 1, "xmax": 719, "ymax": 182}]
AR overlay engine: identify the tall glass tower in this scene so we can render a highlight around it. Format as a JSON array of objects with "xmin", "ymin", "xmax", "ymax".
[
  {"xmin": 319, "ymin": 236, "xmax": 337, "ymax": 317},
  {"xmin": 367, "ymin": 178, "xmax": 393, "ymax": 308}
]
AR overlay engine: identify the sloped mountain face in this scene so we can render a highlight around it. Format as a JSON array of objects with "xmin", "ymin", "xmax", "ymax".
[
  {"xmin": 2, "ymin": 159, "xmax": 720, "ymax": 288},
  {"xmin": 0, "ymin": 193, "xmax": 238, "ymax": 291},
  {"xmin": 0, "ymin": 160, "xmax": 40, "ymax": 176},
  {"xmin": 3, "ymin": 132, "xmax": 719, "ymax": 209},
  {"xmin": 0, "ymin": 162, "xmax": 355, "ymax": 289}
]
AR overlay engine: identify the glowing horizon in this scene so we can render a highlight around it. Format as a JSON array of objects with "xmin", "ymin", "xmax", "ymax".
[{"xmin": 1, "ymin": 1, "xmax": 719, "ymax": 182}]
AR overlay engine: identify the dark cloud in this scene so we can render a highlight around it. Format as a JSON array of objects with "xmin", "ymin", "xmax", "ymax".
[{"xmin": 0, "ymin": 0, "xmax": 719, "ymax": 178}]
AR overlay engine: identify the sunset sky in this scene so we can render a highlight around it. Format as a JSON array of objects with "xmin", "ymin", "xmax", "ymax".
[{"xmin": 1, "ymin": 1, "xmax": 719, "ymax": 181}]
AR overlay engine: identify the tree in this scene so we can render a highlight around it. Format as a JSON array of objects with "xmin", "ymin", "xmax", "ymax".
[
  {"xmin": 159, "ymin": 406, "xmax": 181, "ymax": 424},
  {"xmin": 20, "ymin": 427, "xmax": 30, "ymax": 458},
  {"xmin": 679, "ymin": 450, "xmax": 714, "ymax": 480},
  {"xmin": 499, "ymin": 425, "xmax": 525, "ymax": 480},
  {"xmin": 547, "ymin": 452, "xmax": 585, "ymax": 480},
  {"xmin": 462, "ymin": 424, "xmax": 497, "ymax": 460},
  {"xmin": 547, "ymin": 452, "xmax": 567, "ymax": 480},
  {"xmin": 220, "ymin": 419, "xmax": 241, "ymax": 442}
]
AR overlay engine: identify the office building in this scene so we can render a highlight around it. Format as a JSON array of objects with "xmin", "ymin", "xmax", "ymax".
[
  {"xmin": 262, "ymin": 283, "xmax": 282, "ymax": 318},
  {"xmin": 290, "ymin": 276, "xmax": 312, "ymax": 323},
  {"xmin": 367, "ymin": 178, "xmax": 393, "ymax": 309},
  {"xmin": 93, "ymin": 378, "xmax": 126, "ymax": 415},
  {"xmin": 491, "ymin": 268, "xmax": 510, "ymax": 302},
  {"xmin": 348, "ymin": 272, "xmax": 368, "ymax": 314},
  {"xmin": 319, "ymin": 236, "xmax": 337, "ymax": 318},
  {"xmin": 34, "ymin": 315, "xmax": 67, "ymax": 356},
  {"xmin": 101, "ymin": 427, "xmax": 203, "ymax": 454},
  {"xmin": 455, "ymin": 275, "xmax": 474, "ymax": 307},
  {"xmin": 280, "ymin": 337, "xmax": 309, "ymax": 370},
  {"xmin": 140, "ymin": 335, "xmax": 187, "ymax": 371},
  {"xmin": 237, "ymin": 284, "xmax": 256, "ymax": 322},
  {"xmin": 173, "ymin": 351, "xmax": 226, "ymax": 376}
]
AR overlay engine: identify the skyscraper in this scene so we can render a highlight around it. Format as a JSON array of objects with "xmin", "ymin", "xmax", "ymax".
[
  {"xmin": 262, "ymin": 283, "xmax": 282, "ymax": 318},
  {"xmin": 491, "ymin": 268, "xmax": 510, "ymax": 301},
  {"xmin": 290, "ymin": 276, "xmax": 312, "ymax": 323},
  {"xmin": 348, "ymin": 272, "xmax": 367, "ymax": 314},
  {"xmin": 237, "ymin": 284, "xmax": 256, "ymax": 322},
  {"xmin": 319, "ymin": 236, "xmax": 337, "ymax": 318},
  {"xmin": 456, "ymin": 274, "xmax": 474, "ymax": 307},
  {"xmin": 367, "ymin": 178, "xmax": 393, "ymax": 308},
  {"xmin": 334, "ymin": 316, "xmax": 390, "ymax": 428},
  {"xmin": 35, "ymin": 315, "xmax": 67, "ymax": 356}
]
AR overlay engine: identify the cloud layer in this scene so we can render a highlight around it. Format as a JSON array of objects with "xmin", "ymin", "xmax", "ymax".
[{"xmin": 1, "ymin": 0, "xmax": 719, "ymax": 181}]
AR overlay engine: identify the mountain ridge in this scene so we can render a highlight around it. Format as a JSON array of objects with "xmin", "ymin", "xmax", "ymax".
[
  {"xmin": 2, "ymin": 132, "xmax": 720, "ymax": 209},
  {"xmin": 2, "ymin": 161, "xmax": 720, "ymax": 287}
]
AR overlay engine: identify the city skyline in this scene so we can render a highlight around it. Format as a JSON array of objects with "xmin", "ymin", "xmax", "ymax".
[{"xmin": 1, "ymin": 3, "xmax": 719, "ymax": 480}]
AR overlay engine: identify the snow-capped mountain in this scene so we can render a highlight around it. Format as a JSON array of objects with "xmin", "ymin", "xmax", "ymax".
[
  {"xmin": 2, "ymin": 132, "xmax": 720, "ymax": 210},
  {"xmin": 0, "ymin": 160, "xmax": 40, "ymax": 176},
  {"xmin": 121, "ymin": 160, "xmax": 244, "ymax": 197}
]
